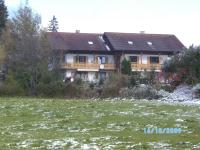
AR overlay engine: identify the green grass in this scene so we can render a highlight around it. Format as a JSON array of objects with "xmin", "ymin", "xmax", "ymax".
[{"xmin": 0, "ymin": 97, "xmax": 200, "ymax": 149}]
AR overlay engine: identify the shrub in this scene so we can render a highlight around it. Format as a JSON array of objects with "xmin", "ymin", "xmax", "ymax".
[
  {"xmin": 0, "ymin": 70, "xmax": 25, "ymax": 96},
  {"xmin": 119, "ymin": 87, "xmax": 135, "ymax": 98},
  {"xmin": 120, "ymin": 84, "xmax": 160, "ymax": 100},
  {"xmin": 133, "ymin": 84, "xmax": 159, "ymax": 99},
  {"xmin": 101, "ymin": 74, "xmax": 128, "ymax": 98},
  {"xmin": 0, "ymin": 83, "xmax": 25, "ymax": 96},
  {"xmin": 37, "ymin": 81, "xmax": 67, "ymax": 97},
  {"xmin": 160, "ymin": 84, "xmax": 174, "ymax": 92}
]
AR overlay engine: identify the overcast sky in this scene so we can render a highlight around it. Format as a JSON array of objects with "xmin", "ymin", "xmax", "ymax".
[{"xmin": 5, "ymin": 0, "xmax": 200, "ymax": 47}]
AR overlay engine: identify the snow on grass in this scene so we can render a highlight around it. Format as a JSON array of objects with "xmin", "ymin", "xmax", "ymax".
[
  {"xmin": 16, "ymin": 139, "xmax": 34, "ymax": 148},
  {"xmin": 44, "ymin": 138, "xmax": 79, "ymax": 149},
  {"xmin": 0, "ymin": 98, "xmax": 200, "ymax": 149},
  {"xmin": 176, "ymin": 118, "xmax": 184, "ymax": 122},
  {"xmin": 81, "ymin": 144, "xmax": 99, "ymax": 150},
  {"xmin": 147, "ymin": 142, "xmax": 171, "ymax": 149}
]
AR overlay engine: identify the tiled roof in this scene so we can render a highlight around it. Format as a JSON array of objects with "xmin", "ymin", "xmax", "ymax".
[
  {"xmin": 103, "ymin": 32, "xmax": 185, "ymax": 52},
  {"xmin": 47, "ymin": 32, "xmax": 185, "ymax": 53},
  {"xmin": 47, "ymin": 32, "xmax": 108, "ymax": 51}
]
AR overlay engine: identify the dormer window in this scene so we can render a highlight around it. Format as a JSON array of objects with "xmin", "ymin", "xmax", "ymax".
[
  {"xmin": 88, "ymin": 41, "xmax": 93, "ymax": 45},
  {"xmin": 147, "ymin": 41, "xmax": 153, "ymax": 46},
  {"xmin": 128, "ymin": 41, "xmax": 133, "ymax": 45}
]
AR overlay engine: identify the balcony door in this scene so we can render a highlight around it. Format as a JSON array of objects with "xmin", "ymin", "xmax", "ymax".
[
  {"xmin": 97, "ymin": 56, "xmax": 107, "ymax": 64},
  {"xmin": 74, "ymin": 56, "xmax": 87, "ymax": 63}
]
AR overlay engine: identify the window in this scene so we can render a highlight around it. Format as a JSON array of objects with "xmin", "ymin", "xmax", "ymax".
[
  {"xmin": 88, "ymin": 41, "xmax": 93, "ymax": 45},
  {"xmin": 78, "ymin": 56, "xmax": 86, "ymax": 63},
  {"xmin": 128, "ymin": 41, "xmax": 133, "ymax": 45},
  {"xmin": 150, "ymin": 56, "xmax": 159, "ymax": 64},
  {"xmin": 99, "ymin": 72, "xmax": 106, "ymax": 80},
  {"xmin": 129, "ymin": 56, "xmax": 138, "ymax": 63},
  {"xmin": 76, "ymin": 72, "xmax": 88, "ymax": 81},
  {"xmin": 98, "ymin": 56, "xmax": 107, "ymax": 64}
]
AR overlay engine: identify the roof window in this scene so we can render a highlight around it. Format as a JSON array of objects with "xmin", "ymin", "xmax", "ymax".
[
  {"xmin": 147, "ymin": 41, "xmax": 153, "ymax": 46},
  {"xmin": 128, "ymin": 41, "xmax": 133, "ymax": 45},
  {"xmin": 88, "ymin": 41, "xmax": 93, "ymax": 45}
]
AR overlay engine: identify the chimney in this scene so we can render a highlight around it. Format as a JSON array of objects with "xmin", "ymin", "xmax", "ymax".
[
  {"xmin": 76, "ymin": 30, "xmax": 80, "ymax": 33},
  {"xmin": 140, "ymin": 31, "xmax": 145, "ymax": 34}
]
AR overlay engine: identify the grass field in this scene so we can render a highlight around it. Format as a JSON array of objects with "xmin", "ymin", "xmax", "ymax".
[{"xmin": 0, "ymin": 98, "xmax": 200, "ymax": 149}]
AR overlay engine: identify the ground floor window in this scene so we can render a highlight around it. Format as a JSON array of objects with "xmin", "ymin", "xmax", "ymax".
[
  {"xmin": 76, "ymin": 72, "xmax": 88, "ymax": 81},
  {"xmin": 99, "ymin": 72, "xmax": 106, "ymax": 80}
]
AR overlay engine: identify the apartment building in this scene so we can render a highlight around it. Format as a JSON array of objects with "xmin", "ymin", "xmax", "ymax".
[{"xmin": 47, "ymin": 32, "xmax": 185, "ymax": 82}]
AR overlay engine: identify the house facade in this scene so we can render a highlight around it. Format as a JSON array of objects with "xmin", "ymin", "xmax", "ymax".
[{"xmin": 47, "ymin": 32, "xmax": 185, "ymax": 82}]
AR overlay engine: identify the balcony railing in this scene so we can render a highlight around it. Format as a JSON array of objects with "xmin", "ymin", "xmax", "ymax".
[
  {"xmin": 131, "ymin": 63, "xmax": 162, "ymax": 71},
  {"xmin": 61, "ymin": 63, "xmax": 115, "ymax": 70}
]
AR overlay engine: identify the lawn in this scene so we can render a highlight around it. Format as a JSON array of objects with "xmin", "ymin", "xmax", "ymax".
[{"xmin": 0, "ymin": 98, "xmax": 200, "ymax": 149}]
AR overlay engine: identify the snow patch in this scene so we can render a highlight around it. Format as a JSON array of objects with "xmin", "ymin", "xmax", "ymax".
[
  {"xmin": 44, "ymin": 138, "xmax": 79, "ymax": 149},
  {"xmin": 159, "ymin": 85, "xmax": 200, "ymax": 105}
]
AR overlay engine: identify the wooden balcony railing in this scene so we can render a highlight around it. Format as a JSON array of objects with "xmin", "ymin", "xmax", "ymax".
[
  {"xmin": 131, "ymin": 63, "xmax": 162, "ymax": 71},
  {"xmin": 61, "ymin": 63, "xmax": 115, "ymax": 70}
]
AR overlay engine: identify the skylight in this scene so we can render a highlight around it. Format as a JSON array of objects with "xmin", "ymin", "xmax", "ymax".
[
  {"xmin": 88, "ymin": 41, "xmax": 93, "ymax": 45},
  {"xmin": 128, "ymin": 41, "xmax": 133, "ymax": 45},
  {"xmin": 147, "ymin": 41, "xmax": 153, "ymax": 46}
]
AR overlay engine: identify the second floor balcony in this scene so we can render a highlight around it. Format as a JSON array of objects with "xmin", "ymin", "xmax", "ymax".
[
  {"xmin": 131, "ymin": 63, "xmax": 162, "ymax": 71},
  {"xmin": 61, "ymin": 62, "xmax": 116, "ymax": 70}
]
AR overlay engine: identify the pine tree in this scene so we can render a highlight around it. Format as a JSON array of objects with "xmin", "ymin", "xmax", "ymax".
[
  {"xmin": 48, "ymin": 15, "xmax": 59, "ymax": 32},
  {"xmin": 0, "ymin": 0, "xmax": 8, "ymax": 35},
  {"xmin": 121, "ymin": 58, "xmax": 132, "ymax": 75}
]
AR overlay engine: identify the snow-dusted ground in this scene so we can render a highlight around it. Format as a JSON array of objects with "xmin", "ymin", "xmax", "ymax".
[{"xmin": 158, "ymin": 84, "xmax": 200, "ymax": 105}]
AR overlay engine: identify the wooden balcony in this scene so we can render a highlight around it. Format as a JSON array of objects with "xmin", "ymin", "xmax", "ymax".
[
  {"xmin": 61, "ymin": 63, "xmax": 115, "ymax": 70},
  {"xmin": 131, "ymin": 63, "xmax": 162, "ymax": 71}
]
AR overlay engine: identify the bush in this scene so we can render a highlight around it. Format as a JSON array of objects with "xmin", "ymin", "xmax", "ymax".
[
  {"xmin": 0, "ymin": 83, "xmax": 25, "ymax": 96},
  {"xmin": 37, "ymin": 81, "xmax": 67, "ymax": 97},
  {"xmin": 0, "ymin": 70, "xmax": 25, "ymax": 96},
  {"xmin": 120, "ymin": 84, "xmax": 160, "ymax": 100},
  {"xmin": 119, "ymin": 87, "xmax": 135, "ymax": 98},
  {"xmin": 100, "ymin": 74, "xmax": 128, "ymax": 98},
  {"xmin": 160, "ymin": 84, "xmax": 174, "ymax": 92}
]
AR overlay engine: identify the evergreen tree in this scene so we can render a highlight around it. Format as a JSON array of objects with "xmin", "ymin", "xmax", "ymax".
[
  {"xmin": 121, "ymin": 58, "xmax": 132, "ymax": 75},
  {"xmin": 0, "ymin": 0, "xmax": 8, "ymax": 35},
  {"xmin": 48, "ymin": 15, "xmax": 59, "ymax": 32}
]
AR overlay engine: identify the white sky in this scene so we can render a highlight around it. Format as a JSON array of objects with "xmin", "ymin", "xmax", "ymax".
[{"xmin": 5, "ymin": 0, "xmax": 200, "ymax": 47}]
